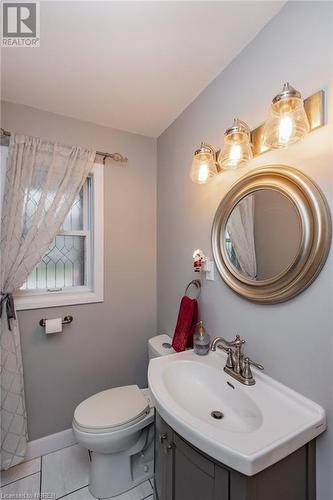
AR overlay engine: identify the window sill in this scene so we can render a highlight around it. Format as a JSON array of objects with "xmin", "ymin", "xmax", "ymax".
[{"xmin": 14, "ymin": 289, "xmax": 104, "ymax": 311}]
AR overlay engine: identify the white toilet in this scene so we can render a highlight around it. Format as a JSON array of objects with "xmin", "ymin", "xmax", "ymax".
[{"xmin": 72, "ymin": 334, "xmax": 175, "ymax": 499}]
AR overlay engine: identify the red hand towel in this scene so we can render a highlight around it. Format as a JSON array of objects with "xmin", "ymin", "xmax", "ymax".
[{"xmin": 172, "ymin": 296, "xmax": 199, "ymax": 352}]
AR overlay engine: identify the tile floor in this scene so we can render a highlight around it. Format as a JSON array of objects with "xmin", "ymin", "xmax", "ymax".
[{"xmin": 0, "ymin": 444, "xmax": 154, "ymax": 500}]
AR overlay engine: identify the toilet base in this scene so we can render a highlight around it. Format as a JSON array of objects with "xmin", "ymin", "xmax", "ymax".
[{"xmin": 88, "ymin": 426, "xmax": 154, "ymax": 499}]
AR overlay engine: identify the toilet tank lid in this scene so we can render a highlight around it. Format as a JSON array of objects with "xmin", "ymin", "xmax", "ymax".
[
  {"xmin": 73, "ymin": 385, "xmax": 149, "ymax": 430},
  {"xmin": 149, "ymin": 334, "xmax": 175, "ymax": 356}
]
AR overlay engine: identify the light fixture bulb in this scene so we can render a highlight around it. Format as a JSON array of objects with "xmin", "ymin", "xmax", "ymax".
[
  {"xmin": 263, "ymin": 83, "xmax": 310, "ymax": 149},
  {"xmin": 219, "ymin": 118, "xmax": 253, "ymax": 169},
  {"xmin": 190, "ymin": 143, "xmax": 218, "ymax": 184},
  {"xmin": 198, "ymin": 162, "xmax": 209, "ymax": 183},
  {"xmin": 278, "ymin": 115, "xmax": 294, "ymax": 143},
  {"xmin": 229, "ymin": 144, "xmax": 242, "ymax": 161}
]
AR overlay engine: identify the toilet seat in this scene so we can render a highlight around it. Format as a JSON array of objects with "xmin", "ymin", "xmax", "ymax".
[{"xmin": 73, "ymin": 385, "xmax": 150, "ymax": 433}]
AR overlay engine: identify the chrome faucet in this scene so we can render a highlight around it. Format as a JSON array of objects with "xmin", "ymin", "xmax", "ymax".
[{"xmin": 211, "ymin": 335, "xmax": 264, "ymax": 386}]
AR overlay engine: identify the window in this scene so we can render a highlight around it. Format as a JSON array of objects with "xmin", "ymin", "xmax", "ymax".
[
  {"xmin": 13, "ymin": 161, "xmax": 104, "ymax": 310},
  {"xmin": 22, "ymin": 183, "xmax": 88, "ymax": 291}
]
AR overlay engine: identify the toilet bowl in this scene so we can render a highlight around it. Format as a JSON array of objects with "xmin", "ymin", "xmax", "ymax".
[{"xmin": 72, "ymin": 334, "xmax": 175, "ymax": 499}]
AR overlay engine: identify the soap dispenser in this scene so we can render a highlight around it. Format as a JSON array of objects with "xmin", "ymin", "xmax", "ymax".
[{"xmin": 193, "ymin": 321, "xmax": 210, "ymax": 355}]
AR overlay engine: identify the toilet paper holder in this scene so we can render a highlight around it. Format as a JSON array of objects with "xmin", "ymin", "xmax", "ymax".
[{"xmin": 39, "ymin": 315, "xmax": 73, "ymax": 328}]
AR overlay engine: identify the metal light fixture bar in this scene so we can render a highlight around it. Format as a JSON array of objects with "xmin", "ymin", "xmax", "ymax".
[
  {"xmin": 0, "ymin": 128, "xmax": 128, "ymax": 164},
  {"xmin": 251, "ymin": 90, "xmax": 325, "ymax": 156}
]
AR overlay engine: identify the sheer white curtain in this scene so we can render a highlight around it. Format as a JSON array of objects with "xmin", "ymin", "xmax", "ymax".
[
  {"xmin": 0, "ymin": 135, "xmax": 95, "ymax": 469},
  {"xmin": 227, "ymin": 195, "xmax": 257, "ymax": 279}
]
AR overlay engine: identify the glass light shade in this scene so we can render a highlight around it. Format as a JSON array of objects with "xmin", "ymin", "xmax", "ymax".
[
  {"xmin": 219, "ymin": 119, "xmax": 253, "ymax": 169},
  {"xmin": 190, "ymin": 145, "xmax": 217, "ymax": 184},
  {"xmin": 263, "ymin": 84, "xmax": 310, "ymax": 149}
]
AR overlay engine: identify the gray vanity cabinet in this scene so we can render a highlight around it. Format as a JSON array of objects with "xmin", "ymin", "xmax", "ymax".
[
  {"xmin": 172, "ymin": 433, "xmax": 229, "ymax": 500},
  {"xmin": 154, "ymin": 412, "xmax": 315, "ymax": 500},
  {"xmin": 155, "ymin": 411, "xmax": 173, "ymax": 500},
  {"xmin": 154, "ymin": 413, "xmax": 228, "ymax": 500}
]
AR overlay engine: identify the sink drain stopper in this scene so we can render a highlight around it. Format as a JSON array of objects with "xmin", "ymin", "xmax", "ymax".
[{"xmin": 211, "ymin": 410, "xmax": 224, "ymax": 420}]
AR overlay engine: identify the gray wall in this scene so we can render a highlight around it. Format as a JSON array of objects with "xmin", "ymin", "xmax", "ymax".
[
  {"xmin": 2, "ymin": 101, "xmax": 157, "ymax": 441},
  {"xmin": 157, "ymin": 2, "xmax": 333, "ymax": 500}
]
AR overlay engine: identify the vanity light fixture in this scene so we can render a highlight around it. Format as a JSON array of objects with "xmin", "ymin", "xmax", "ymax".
[
  {"xmin": 190, "ymin": 119, "xmax": 253, "ymax": 184},
  {"xmin": 189, "ymin": 143, "xmax": 219, "ymax": 184},
  {"xmin": 219, "ymin": 118, "xmax": 253, "ymax": 169},
  {"xmin": 263, "ymin": 83, "xmax": 310, "ymax": 149},
  {"xmin": 190, "ymin": 84, "xmax": 324, "ymax": 184}
]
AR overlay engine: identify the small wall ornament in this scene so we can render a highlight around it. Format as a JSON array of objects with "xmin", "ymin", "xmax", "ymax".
[{"xmin": 192, "ymin": 249, "xmax": 215, "ymax": 280}]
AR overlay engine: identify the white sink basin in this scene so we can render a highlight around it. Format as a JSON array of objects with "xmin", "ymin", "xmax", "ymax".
[
  {"xmin": 162, "ymin": 359, "xmax": 263, "ymax": 433},
  {"xmin": 148, "ymin": 349, "xmax": 326, "ymax": 475}
]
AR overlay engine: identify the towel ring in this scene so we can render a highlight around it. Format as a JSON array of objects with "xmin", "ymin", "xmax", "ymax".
[{"xmin": 185, "ymin": 279, "xmax": 201, "ymax": 299}]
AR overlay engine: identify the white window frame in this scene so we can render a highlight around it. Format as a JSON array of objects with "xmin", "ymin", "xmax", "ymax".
[{"xmin": 13, "ymin": 162, "xmax": 104, "ymax": 310}]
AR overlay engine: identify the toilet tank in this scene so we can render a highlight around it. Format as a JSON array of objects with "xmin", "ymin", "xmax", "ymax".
[{"xmin": 148, "ymin": 334, "xmax": 175, "ymax": 360}]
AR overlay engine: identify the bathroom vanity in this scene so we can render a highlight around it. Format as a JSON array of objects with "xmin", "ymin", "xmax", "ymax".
[
  {"xmin": 154, "ymin": 412, "xmax": 315, "ymax": 500},
  {"xmin": 148, "ymin": 348, "xmax": 326, "ymax": 500}
]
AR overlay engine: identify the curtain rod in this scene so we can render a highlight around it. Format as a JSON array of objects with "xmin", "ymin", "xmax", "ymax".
[{"xmin": 0, "ymin": 127, "xmax": 128, "ymax": 165}]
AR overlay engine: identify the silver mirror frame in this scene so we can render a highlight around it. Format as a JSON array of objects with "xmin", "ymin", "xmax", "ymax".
[{"xmin": 212, "ymin": 165, "xmax": 331, "ymax": 304}]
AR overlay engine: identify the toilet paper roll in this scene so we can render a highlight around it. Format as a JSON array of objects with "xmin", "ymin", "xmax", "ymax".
[{"xmin": 45, "ymin": 318, "xmax": 62, "ymax": 334}]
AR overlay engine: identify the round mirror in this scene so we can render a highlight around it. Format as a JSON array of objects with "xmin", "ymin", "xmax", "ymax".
[
  {"xmin": 224, "ymin": 190, "xmax": 302, "ymax": 282},
  {"xmin": 212, "ymin": 165, "xmax": 331, "ymax": 303}
]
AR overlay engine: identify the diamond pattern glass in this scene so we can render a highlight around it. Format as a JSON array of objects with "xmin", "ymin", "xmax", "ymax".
[
  {"xmin": 26, "ymin": 235, "xmax": 85, "ymax": 289},
  {"xmin": 62, "ymin": 189, "xmax": 83, "ymax": 231}
]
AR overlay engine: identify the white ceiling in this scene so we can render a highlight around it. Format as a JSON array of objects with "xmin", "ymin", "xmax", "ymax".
[{"xmin": 2, "ymin": 1, "xmax": 286, "ymax": 137}]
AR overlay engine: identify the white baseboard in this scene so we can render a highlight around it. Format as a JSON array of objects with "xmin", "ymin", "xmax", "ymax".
[{"xmin": 26, "ymin": 428, "xmax": 77, "ymax": 460}]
